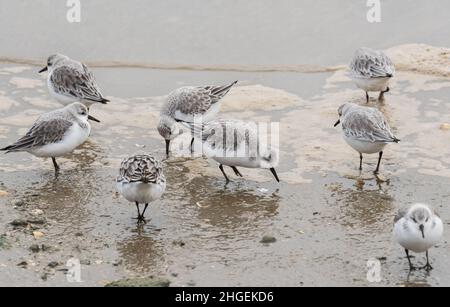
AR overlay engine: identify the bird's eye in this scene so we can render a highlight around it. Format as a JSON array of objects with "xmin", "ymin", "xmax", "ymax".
[
  {"xmin": 412, "ymin": 218, "xmax": 417, "ymax": 223},
  {"xmin": 426, "ymin": 218, "xmax": 429, "ymax": 223},
  {"xmin": 80, "ymin": 111, "xmax": 86, "ymax": 116}
]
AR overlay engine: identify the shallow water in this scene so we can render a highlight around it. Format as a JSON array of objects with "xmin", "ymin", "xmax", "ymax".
[{"xmin": 1, "ymin": 1, "xmax": 450, "ymax": 287}]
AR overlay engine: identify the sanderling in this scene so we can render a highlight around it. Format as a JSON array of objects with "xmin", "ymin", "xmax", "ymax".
[
  {"xmin": 39, "ymin": 54, "xmax": 109, "ymax": 108},
  {"xmin": 1, "ymin": 102, "xmax": 99, "ymax": 175},
  {"xmin": 349, "ymin": 47, "xmax": 395, "ymax": 103},
  {"xmin": 189, "ymin": 119, "xmax": 279, "ymax": 184},
  {"xmin": 393, "ymin": 203, "xmax": 444, "ymax": 271},
  {"xmin": 334, "ymin": 103, "xmax": 400, "ymax": 174},
  {"xmin": 158, "ymin": 81, "xmax": 238, "ymax": 156},
  {"xmin": 116, "ymin": 154, "xmax": 166, "ymax": 223}
]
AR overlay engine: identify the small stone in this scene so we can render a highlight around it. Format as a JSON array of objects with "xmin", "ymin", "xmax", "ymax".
[
  {"xmin": 0, "ymin": 190, "xmax": 8, "ymax": 197},
  {"xmin": 33, "ymin": 231, "xmax": 44, "ymax": 239},
  {"xmin": 260, "ymin": 235, "xmax": 277, "ymax": 244},
  {"xmin": 29, "ymin": 244, "xmax": 40, "ymax": 253},
  {"xmin": 440, "ymin": 123, "xmax": 450, "ymax": 130},
  {"xmin": 112, "ymin": 259, "xmax": 122, "ymax": 266},
  {"xmin": 48, "ymin": 261, "xmax": 59, "ymax": 268},
  {"xmin": 10, "ymin": 219, "xmax": 28, "ymax": 227},
  {"xmin": 172, "ymin": 240, "xmax": 185, "ymax": 247},
  {"xmin": 17, "ymin": 261, "xmax": 28, "ymax": 268}
]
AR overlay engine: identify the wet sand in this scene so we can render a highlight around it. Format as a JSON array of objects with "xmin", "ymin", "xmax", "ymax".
[{"xmin": 1, "ymin": 42, "xmax": 450, "ymax": 286}]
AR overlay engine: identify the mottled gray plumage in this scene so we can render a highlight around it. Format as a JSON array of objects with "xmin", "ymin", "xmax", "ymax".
[
  {"xmin": 340, "ymin": 103, "xmax": 399, "ymax": 143},
  {"xmin": 117, "ymin": 155, "xmax": 165, "ymax": 184},
  {"xmin": 1, "ymin": 105, "xmax": 86, "ymax": 152},
  {"xmin": 50, "ymin": 64, "xmax": 108, "ymax": 103},
  {"xmin": 162, "ymin": 81, "xmax": 238, "ymax": 121},
  {"xmin": 350, "ymin": 47, "xmax": 395, "ymax": 79}
]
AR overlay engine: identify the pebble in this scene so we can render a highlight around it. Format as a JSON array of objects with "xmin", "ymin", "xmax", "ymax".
[
  {"xmin": 260, "ymin": 235, "xmax": 277, "ymax": 244},
  {"xmin": 440, "ymin": 123, "xmax": 450, "ymax": 130},
  {"xmin": 10, "ymin": 219, "xmax": 28, "ymax": 227},
  {"xmin": 29, "ymin": 244, "xmax": 40, "ymax": 253}
]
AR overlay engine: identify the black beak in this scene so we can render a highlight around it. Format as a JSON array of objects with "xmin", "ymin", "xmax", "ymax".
[
  {"xmin": 165, "ymin": 140, "xmax": 171, "ymax": 157},
  {"xmin": 270, "ymin": 168, "xmax": 280, "ymax": 182},
  {"xmin": 87, "ymin": 115, "xmax": 100, "ymax": 123},
  {"xmin": 334, "ymin": 119, "xmax": 341, "ymax": 127},
  {"xmin": 38, "ymin": 66, "xmax": 48, "ymax": 73},
  {"xmin": 419, "ymin": 224, "xmax": 425, "ymax": 239}
]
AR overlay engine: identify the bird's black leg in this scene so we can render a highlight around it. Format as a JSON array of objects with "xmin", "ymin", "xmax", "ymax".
[
  {"xmin": 52, "ymin": 157, "xmax": 60, "ymax": 176},
  {"xmin": 134, "ymin": 202, "xmax": 142, "ymax": 221},
  {"xmin": 374, "ymin": 151, "xmax": 383, "ymax": 174},
  {"xmin": 190, "ymin": 138, "xmax": 195, "ymax": 154},
  {"xmin": 359, "ymin": 153, "xmax": 363, "ymax": 171},
  {"xmin": 423, "ymin": 250, "xmax": 433, "ymax": 271},
  {"xmin": 140, "ymin": 204, "xmax": 149, "ymax": 223},
  {"xmin": 405, "ymin": 249, "xmax": 415, "ymax": 271},
  {"xmin": 378, "ymin": 87, "xmax": 389, "ymax": 101},
  {"xmin": 231, "ymin": 166, "xmax": 243, "ymax": 177},
  {"xmin": 219, "ymin": 164, "xmax": 230, "ymax": 183},
  {"xmin": 366, "ymin": 92, "xmax": 369, "ymax": 103}
]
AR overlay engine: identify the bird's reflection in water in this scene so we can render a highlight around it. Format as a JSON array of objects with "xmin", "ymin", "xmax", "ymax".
[
  {"xmin": 16, "ymin": 140, "xmax": 107, "ymax": 234},
  {"xmin": 183, "ymin": 175, "xmax": 280, "ymax": 232},
  {"xmin": 330, "ymin": 177, "xmax": 394, "ymax": 229},
  {"xmin": 398, "ymin": 270, "xmax": 431, "ymax": 287},
  {"xmin": 116, "ymin": 225, "xmax": 165, "ymax": 273}
]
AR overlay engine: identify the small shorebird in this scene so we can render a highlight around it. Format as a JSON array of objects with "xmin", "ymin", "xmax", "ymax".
[
  {"xmin": 334, "ymin": 103, "xmax": 400, "ymax": 174},
  {"xmin": 1, "ymin": 102, "xmax": 99, "ymax": 175},
  {"xmin": 349, "ymin": 47, "xmax": 395, "ymax": 103},
  {"xmin": 116, "ymin": 155, "xmax": 166, "ymax": 223},
  {"xmin": 189, "ymin": 119, "xmax": 280, "ymax": 184},
  {"xmin": 393, "ymin": 203, "xmax": 443, "ymax": 271},
  {"xmin": 158, "ymin": 81, "xmax": 238, "ymax": 156},
  {"xmin": 39, "ymin": 54, "xmax": 109, "ymax": 108}
]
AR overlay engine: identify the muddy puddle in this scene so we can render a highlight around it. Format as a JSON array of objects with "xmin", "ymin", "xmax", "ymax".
[{"xmin": 1, "ymin": 43, "xmax": 450, "ymax": 287}]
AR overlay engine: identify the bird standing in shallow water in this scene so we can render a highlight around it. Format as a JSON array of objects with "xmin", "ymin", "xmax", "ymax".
[
  {"xmin": 158, "ymin": 81, "xmax": 238, "ymax": 157},
  {"xmin": 1, "ymin": 102, "xmax": 99, "ymax": 176},
  {"xmin": 349, "ymin": 47, "xmax": 395, "ymax": 103},
  {"xmin": 116, "ymin": 155, "xmax": 166, "ymax": 223},
  {"xmin": 393, "ymin": 203, "xmax": 443, "ymax": 271},
  {"xmin": 189, "ymin": 119, "xmax": 280, "ymax": 184},
  {"xmin": 334, "ymin": 103, "xmax": 400, "ymax": 174}
]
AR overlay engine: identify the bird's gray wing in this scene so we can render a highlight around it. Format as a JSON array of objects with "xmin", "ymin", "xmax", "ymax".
[
  {"xmin": 342, "ymin": 110, "xmax": 399, "ymax": 143},
  {"xmin": 174, "ymin": 81, "xmax": 237, "ymax": 120},
  {"xmin": 1, "ymin": 118, "xmax": 73, "ymax": 152},
  {"xmin": 50, "ymin": 65, "xmax": 108, "ymax": 103},
  {"xmin": 350, "ymin": 50, "xmax": 395, "ymax": 78}
]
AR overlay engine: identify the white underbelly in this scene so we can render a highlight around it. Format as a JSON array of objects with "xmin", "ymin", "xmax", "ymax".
[
  {"xmin": 117, "ymin": 181, "xmax": 166, "ymax": 204},
  {"xmin": 29, "ymin": 124, "xmax": 90, "ymax": 157},
  {"xmin": 393, "ymin": 222, "xmax": 443, "ymax": 253},
  {"xmin": 352, "ymin": 77, "xmax": 390, "ymax": 92},
  {"xmin": 344, "ymin": 136, "xmax": 386, "ymax": 154}
]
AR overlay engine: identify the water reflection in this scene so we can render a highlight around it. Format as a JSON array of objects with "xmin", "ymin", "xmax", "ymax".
[
  {"xmin": 116, "ymin": 225, "xmax": 165, "ymax": 273},
  {"xmin": 12, "ymin": 140, "xmax": 107, "ymax": 234},
  {"xmin": 330, "ymin": 177, "xmax": 394, "ymax": 229}
]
